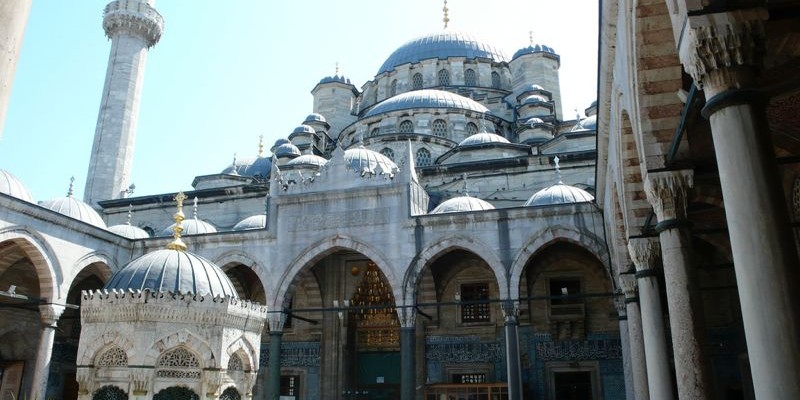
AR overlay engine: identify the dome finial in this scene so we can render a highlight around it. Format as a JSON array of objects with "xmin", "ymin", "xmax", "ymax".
[
  {"xmin": 554, "ymin": 155, "xmax": 563, "ymax": 184},
  {"xmin": 192, "ymin": 196, "xmax": 199, "ymax": 220},
  {"xmin": 529, "ymin": 31, "xmax": 534, "ymax": 46},
  {"xmin": 126, "ymin": 204, "xmax": 134, "ymax": 226},
  {"xmin": 335, "ymin": 61, "xmax": 340, "ymax": 76},
  {"xmin": 442, "ymin": 0, "xmax": 450, "ymax": 29},
  {"xmin": 166, "ymin": 191, "xmax": 188, "ymax": 251},
  {"xmin": 67, "ymin": 176, "xmax": 76, "ymax": 197},
  {"xmin": 462, "ymin": 173, "xmax": 470, "ymax": 196},
  {"xmin": 258, "ymin": 135, "xmax": 265, "ymax": 157}
]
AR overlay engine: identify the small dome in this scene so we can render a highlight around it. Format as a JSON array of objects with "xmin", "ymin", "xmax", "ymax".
[
  {"xmin": 527, "ymin": 117, "xmax": 545, "ymax": 125},
  {"xmin": 0, "ymin": 170, "xmax": 34, "ymax": 202},
  {"xmin": 161, "ymin": 219, "xmax": 217, "ymax": 236},
  {"xmin": 318, "ymin": 75, "xmax": 352, "ymax": 85},
  {"xmin": 512, "ymin": 43, "xmax": 558, "ymax": 60},
  {"xmin": 292, "ymin": 124, "xmax": 316, "ymax": 135},
  {"xmin": 344, "ymin": 147, "xmax": 398, "ymax": 175},
  {"xmin": 525, "ymin": 183, "xmax": 594, "ymax": 206},
  {"xmin": 378, "ymin": 31, "xmax": 508, "ymax": 75},
  {"xmin": 365, "ymin": 89, "xmax": 490, "ymax": 118},
  {"xmin": 571, "ymin": 115, "xmax": 597, "ymax": 132},
  {"xmin": 109, "ymin": 224, "xmax": 150, "ymax": 239},
  {"xmin": 458, "ymin": 132, "xmax": 510, "ymax": 147},
  {"xmin": 104, "ymin": 248, "xmax": 237, "ymax": 297},
  {"xmin": 522, "ymin": 94, "xmax": 549, "ymax": 105},
  {"xmin": 40, "ymin": 194, "xmax": 106, "ymax": 228},
  {"xmin": 286, "ymin": 154, "xmax": 328, "ymax": 168},
  {"xmin": 525, "ymin": 84, "xmax": 545, "ymax": 91},
  {"xmin": 431, "ymin": 195, "xmax": 495, "ymax": 214},
  {"xmin": 273, "ymin": 138, "xmax": 291, "ymax": 147},
  {"xmin": 303, "ymin": 113, "xmax": 327, "ymax": 124},
  {"xmin": 232, "ymin": 214, "xmax": 266, "ymax": 231},
  {"xmin": 274, "ymin": 143, "xmax": 301, "ymax": 157},
  {"xmin": 221, "ymin": 156, "xmax": 272, "ymax": 179}
]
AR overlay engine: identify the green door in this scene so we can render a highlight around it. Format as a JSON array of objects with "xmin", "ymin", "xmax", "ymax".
[{"xmin": 357, "ymin": 351, "xmax": 400, "ymax": 399}]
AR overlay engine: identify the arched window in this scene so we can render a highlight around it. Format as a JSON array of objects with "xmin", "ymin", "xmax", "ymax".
[
  {"xmin": 412, "ymin": 73, "xmax": 423, "ymax": 90},
  {"xmin": 438, "ymin": 69, "xmax": 450, "ymax": 86},
  {"xmin": 154, "ymin": 387, "xmax": 199, "ymax": 400},
  {"xmin": 96, "ymin": 346, "xmax": 128, "ymax": 367},
  {"xmin": 227, "ymin": 353, "xmax": 244, "ymax": 371},
  {"xmin": 93, "ymin": 385, "xmax": 128, "ymax": 400},
  {"xmin": 220, "ymin": 387, "xmax": 242, "ymax": 400},
  {"xmin": 399, "ymin": 120, "xmax": 414, "ymax": 133},
  {"xmin": 432, "ymin": 119, "xmax": 448, "ymax": 137},
  {"xmin": 370, "ymin": 127, "xmax": 380, "ymax": 137},
  {"xmin": 464, "ymin": 69, "xmax": 476, "ymax": 86},
  {"xmin": 466, "ymin": 122, "xmax": 478, "ymax": 135},
  {"xmin": 491, "ymin": 71, "xmax": 501, "ymax": 89},
  {"xmin": 381, "ymin": 147, "xmax": 395, "ymax": 161},
  {"xmin": 156, "ymin": 347, "xmax": 201, "ymax": 379},
  {"xmin": 390, "ymin": 79, "xmax": 398, "ymax": 97},
  {"xmin": 416, "ymin": 148, "xmax": 432, "ymax": 167}
]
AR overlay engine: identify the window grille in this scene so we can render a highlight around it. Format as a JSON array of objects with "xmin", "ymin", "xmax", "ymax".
[
  {"xmin": 466, "ymin": 122, "xmax": 478, "ymax": 135},
  {"xmin": 156, "ymin": 347, "xmax": 201, "ymax": 379},
  {"xmin": 220, "ymin": 387, "xmax": 242, "ymax": 400},
  {"xmin": 432, "ymin": 119, "xmax": 448, "ymax": 137},
  {"xmin": 416, "ymin": 148, "xmax": 432, "ymax": 167},
  {"xmin": 438, "ymin": 69, "xmax": 450, "ymax": 86},
  {"xmin": 461, "ymin": 283, "xmax": 490, "ymax": 322},
  {"xmin": 412, "ymin": 73, "xmax": 423, "ymax": 90},
  {"xmin": 227, "ymin": 353, "xmax": 244, "ymax": 371},
  {"xmin": 491, "ymin": 71, "xmax": 501, "ymax": 89},
  {"xmin": 390, "ymin": 79, "xmax": 398, "ymax": 96},
  {"xmin": 399, "ymin": 120, "xmax": 414, "ymax": 133},
  {"xmin": 464, "ymin": 69, "xmax": 476, "ymax": 86},
  {"xmin": 370, "ymin": 127, "xmax": 380, "ymax": 137},
  {"xmin": 381, "ymin": 147, "xmax": 395, "ymax": 161},
  {"xmin": 96, "ymin": 346, "xmax": 128, "ymax": 367},
  {"xmin": 92, "ymin": 385, "xmax": 128, "ymax": 400}
]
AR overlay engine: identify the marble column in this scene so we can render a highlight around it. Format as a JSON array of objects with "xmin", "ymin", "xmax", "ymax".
[
  {"xmin": 266, "ymin": 314, "xmax": 285, "ymax": 400},
  {"xmin": 645, "ymin": 170, "xmax": 714, "ymax": 400},
  {"xmin": 502, "ymin": 301, "xmax": 523, "ymax": 400},
  {"xmin": 628, "ymin": 238, "xmax": 673, "ymax": 400},
  {"xmin": 615, "ymin": 295, "xmax": 635, "ymax": 400},
  {"xmin": 620, "ymin": 274, "xmax": 650, "ymax": 400},
  {"xmin": 398, "ymin": 306, "xmax": 416, "ymax": 400},
  {"xmin": 678, "ymin": 9, "xmax": 800, "ymax": 399},
  {"xmin": 30, "ymin": 304, "xmax": 64, "ymax": 400}
]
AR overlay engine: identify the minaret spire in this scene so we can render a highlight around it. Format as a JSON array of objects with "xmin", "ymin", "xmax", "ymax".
[{"xmin": 84, "ymin": 0, "xmax": 164, "ymax": 208}]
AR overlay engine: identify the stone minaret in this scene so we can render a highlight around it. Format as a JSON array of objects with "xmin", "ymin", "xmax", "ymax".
[{"xmin": 84, "ymin": 0, "xmax": 162, "ymax": 207}]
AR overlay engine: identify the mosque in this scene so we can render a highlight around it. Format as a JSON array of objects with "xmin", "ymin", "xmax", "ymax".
[{"xmin": 1, "ymin": 0, "xmax": 800, "ymax": 400}]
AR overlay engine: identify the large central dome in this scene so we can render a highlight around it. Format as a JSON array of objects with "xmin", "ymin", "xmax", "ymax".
[{"xmin": 378, "ymin": 31, "xmax": 508, "ymax": 75}]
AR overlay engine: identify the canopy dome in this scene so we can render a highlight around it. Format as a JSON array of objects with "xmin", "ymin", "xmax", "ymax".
[
  {"xmin": 40, "ymin": 191, "xmax": 106, "ymax": 228},
  {"xmin": 275, "ymin": 143, "xmax": 301, "ymax": 157},
  {"xmin": 459, "ymin": 132, "xmax": 510, "ymax": 147},
  {"xmin": 431, "ymin": 195, "xmax": 495, "ymax": 214},
  {"xmin": 525, "ymin": 183, "xmax": 594, "ymax": 206},
  {"xmin": 286, "ymin": 154, "xmax": 328, "ymax": 168},
  {"xmin": 0, "ymin": 169, "xmax": 34, "ymax": 203},
  {"xmin": 364, "ymin": 89, "xmax": 490, "ymax": 118},
  {"xmin": 378, "ymin": 31, "xmax": 508, "ymax": 75},
  {"xmin": 304, "ymin": 113, "xmax": 327, "ymax": 124},
  {"xmin": 109, "ymin": 224, "xmax": 150, "ymax": 239},
  {"xmin": 512, "ymin": 43, "xmax": 559, "ymax": 60},
  {"xmin": 161, "ymin": 218, "xmax": 217, "ymax": 236},
  {"xmin": 344, "ymin": 147, "xmax": 398, "ymax": 175},
  {"xmin": 104, "ymin": 248, "xmax": 237, "ymax": 297},
  {"xmin": 232, "ymin": 214, "xmax": 266, "ymax": 231},
  {"xmin": 221, "ymin": 156, "xmax": 272, "ymax": 179},
  {"xmin": 292, "ymin": 124, "xmax": 316, "ymax": 135}
]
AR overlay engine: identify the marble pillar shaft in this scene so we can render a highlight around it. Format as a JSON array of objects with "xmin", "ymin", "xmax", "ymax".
[
  {"xmin": 400, "ymin": 327, "xmax": 415, "ymax": 400},
  {"xmin": 31, "ymin": 325, "xmax": 56, "ymax": 400},
  {"xmin": 625, "ymin": 300, "xmax": 650, "ymax": 400},
  {"xmin": 267, "ymin": 332, "xmax": 283, "ymax": 400},
  {"xmin": 504, "ymin": 319, "xmax": 523, "ymax": 400},
  {"xmin": 636, "ymin": 271, "xmax": 674, "ymax": 400}
]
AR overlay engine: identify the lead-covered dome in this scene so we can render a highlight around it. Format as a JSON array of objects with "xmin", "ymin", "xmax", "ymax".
[
  {"xmin": 525, "ymin": 183, "xmax": 594, "ymax": 206},
  {"xmin": 365, "ymin": 89, "xmax": 490, "ymax": 118},
  {"xmin": 512, "ymin": 43, "xmax": 559, "ymax": 61},
  {"xmin": 274, "ymin": 143, "xmax": 301, "ymax": 157},
  {"xmin": 109, "ymin": 224, "xmax": 150, "ymax": 239},
  {"xmin": 161, "ymin": 218, "xmax": 217, "ymax": 236},
  {"xmin": 431, "ymin": 195, "xmax": 495, "ymax": 214},
  {"xmin": 292, "ymin": 124, "xmax": 316, "ymax": 135},
  {"xmin": 0, "ymin": 169, "xmax": 34, "ymax": 203},
  {"xmin": 344, "ymin": 147, "xmax": 398, "ymax": 175},
  {"xmin": 232, "ymin": 214, "xmax": 266, "ymax": 231},
  {"xmin": 104, "ymin": 248, "xmax": 237, "ymax": 297},
  {"xmin": 458, "ymin": 132, "xmax": 510, "ymax": 147},
  {"xmin": 304, "ymin": 113, "xmax": 327, "ymax": 124},
  {"xmin": 222, "ymin": 156, "xmax": 272, "ymax": 179},
  {"xmin": 287, "ymin": 154, "xmax": 328, "ymax": 168},
  {"xmin": 378, "ymin": 31, "xmax": 508, "ymax": 75},
  {"xmin": 40, "ymin": 184, "xmax": 106, "ymax": 228}
]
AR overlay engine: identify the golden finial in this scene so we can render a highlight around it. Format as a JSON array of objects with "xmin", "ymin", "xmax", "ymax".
[
  {"xmin": 443, "ymin": 0, "xmax": 450, "ymax": 29},
  {"xmin": 258, "ymin": 135, "xmax": 264, "ymax": 157},
  {"xmin": 529, "ymin": 31, "xmax": 534, "ymax": 46},
  {"xmin": 166, "ymin": 191, "xmax": 188, "ymax": 251},
  {"xmin": 67, "ymin": 176, "xmax": 75, "ymax": 197}
]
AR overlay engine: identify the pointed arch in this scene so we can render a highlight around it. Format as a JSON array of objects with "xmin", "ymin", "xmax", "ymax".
[
  {"xmin": 70, "ymin": 251, "xmax": 116, "ymax": 285},
  {"xmin": 145, "ymin": 329, "xmax": 217, "ymax": 369},
  {"xmin": 225, "ymin": 335, "xmax": 258, "ymax": 371},
  {"xmin": 0, "ymin": 226, "xmax": 61, "ymax": 300},
  {"xmin": 77, "ymin": 331, "xmax": 135, "ymax": 366},
  {"xmin": 404, "ymin": 235, "xmax": 508, "ymax": 303}
]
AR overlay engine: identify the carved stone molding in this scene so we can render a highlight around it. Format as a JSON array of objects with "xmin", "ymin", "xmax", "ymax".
[
  {"xmin": 619, "ymin": 274, "xmax": 638, "ymax": 299},
  {"xmin": 627, "ymin": 238, "xmax": 661, "ymax": 273},
  {"xmin": 501, "ymin": 300, "xmax": 520, "ymax": 323},
  {"xmin": 103, "ymin": 0, "xmax": 164, "ymax": 47},
  {"xmin": 396, "ymin": 305, "xmax": 417, "ymax": 328},
  {"xmin": 644, "ymin": 170, "xmax": 694, "ymax": 222},
  {"xmin": 679, "ymin": 8, "xmax": 768, "ymax": 94},
  {"xmin": 614, "ymin": 295, "xmax": 626, "ymax": 317},
  {"xmin": 39, "ymin": 304, "xmax": 65, "ymax": 327},
  {"xmin": 267, "ymin": 311, "xmax": 286, "ymax": 332}
]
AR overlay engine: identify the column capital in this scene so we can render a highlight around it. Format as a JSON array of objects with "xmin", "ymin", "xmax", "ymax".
[
  {"xmin": 619, "ymin": 274, "xmax": 638, "ymax": 300},
  {"xmin": 644, "ymin": 170, "xmax": 693, "ymax": 222},
  {"xmin": 267, "ymin": 311, "xmax": 286, "ymax": 332},
  {"xmin": 679, "ymin": 8, "xmax": 768, "ymax": 97},
  {"xmin": 628, "ymin": 237, "xmax": 661, "ymax": 273},
  {"xmin": 39, "ymin": 304, "xmax": 65, "ymax": 328},
  {"xmin": 501, "ymin": 300, "xmax": 520, "ymax": 324},
  {"xmin": 614, "ymin": 295, "xmax": 627, "ymax": 318},
  {"xmin": 396, "ymin": 305, "xmax": 417, "ymax": 328}
]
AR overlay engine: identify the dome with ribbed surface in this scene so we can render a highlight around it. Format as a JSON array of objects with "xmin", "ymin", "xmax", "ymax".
[
  {"xmin": 104, "ymin": 249, "xmax": 237, "ymax": 297},
  {"xmin": 512, "ymin": 43, "xmax": 558, "ymax": 60},
  {"xmin": 378, "ymin": 31, "xmax": 507, "ymax": 74},
  {"xmin": 292, "ymin": 124, "xmax": 316, "ymax": 135},
  {"xmin": 524, "ymin": 183, "xmax": 594, "ymax": 206},
  {"xmin": 275, "ymin": 143, "xmax": 301, "ymax": 157},
  {"xmin": 221, "ymin": 156, "xmax": 272, "ymax": 179},
  {"xmin": 365, "ymin": 89, "xmax": 490, "ymax": 118},
  {"xmin": 161, "ymin": 218, "xmax": 217, "ymax": 236},
  {"xmin": 522, "ymin": 94, "xmax": 549, "ymax": 105},
  {"xmin": 458, "ymin": 132, "xmax": 510, "ymax": 147},
  {"xmin": 344, "ymin": 147, "xmax": 398, "ymax": 175},
  {"xmin": 304, "ymin": 113, "xmax": 327, "ymax": 124},
  {"xmin": 0, "ymin": 170, "xmax": 34, "ymax": 203},
  {"xmin": 287, "ymin": 154, "xmax": 328, "ymax": 167},
  {"xmin": 109, "ymin": 224, "xmax": 150, "ymax": 239},
  {"xmin": 40, "ymin": 195, "xmax": 106, "ymax": 228},
  {"xmin": 232, "ymin": 214, "xmax": 266, "ymax": 231},
  {"xmin": 431, "ymin": 195, "xmax": 495, "ymax": 214}
]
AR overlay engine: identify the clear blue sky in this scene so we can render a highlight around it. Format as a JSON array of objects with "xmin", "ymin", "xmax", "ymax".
[{"xmin": 1, "ymin": 0, "xmax": 598, "ymax": 202}]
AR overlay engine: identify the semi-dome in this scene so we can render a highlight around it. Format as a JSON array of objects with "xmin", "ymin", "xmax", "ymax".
[
  {"xmin": 459, "ymin": 132, "xmax": 510, "ymax": 147},
  {"xmin": 512, "ymin": 43, "xmax": 559, "ymax": 61},
  {"xmin": 344, "ymin": 147, "xmax": 398, "ymax": 175},
  {"xmin": 109, "ymin": 224, "xmax": 150, "ymax": 239},
  {"xmin": 571, "ymin": 115, "xmax": 597, "ymax": 132},
  {"xmin": 221, "ymin": 156, "xmax": 272, "ymax": 179},
  {"xmin": 292, "ymin": 124, "xmax": 316, "ymax": 135},
  {"xmin": 431, "ymin": 195, "xmax": 496, "ymax": 214},
  {"xmin": 378, "ymin": 31, "xmax": 508, "ymax": 75},
  {"xmin": 104, "ymin": 248, "xmax": 237, "ymax": 297},
  {"xmin": 0, "ymin": 169, "xmax": 34, "ymax": 203},
  {"xmin": 525, "ymin": 183, "xmax": 594, "ymax": 206},
  {"xmin": 161, "ymin": 218, "xmax": 217, "ymax": 236},
  {"xmin": 364, "ymin": 89, "xmax": 490, "ymax": 118},
  {"xmin": 232, "ymin": 214, "xmax": 266, "ymax": 231},
  {"xmin": 40, "ymin": 184, "xmax": 106, "ymax": 228},
  {"xmin": 303, "ymin": 113, "xmax": 327, "ymax": 124},
  {"xmin": 286, "ymin": 154, "xmax": 328, "ymax": 168},
  {"xmin": 275, "ymin": 143, "xmax": 301, "ymax": 157}
]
